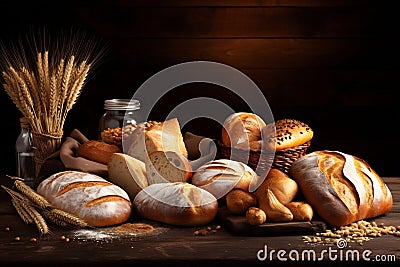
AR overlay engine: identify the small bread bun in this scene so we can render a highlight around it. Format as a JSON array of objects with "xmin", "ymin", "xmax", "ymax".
[
  {"xmin": 246, "ymin": 207, "xmax": 266, "ymax": 225},
  {"xmin": 263, "ymin": 119, "xmax": 313, "ymax": 151},
  {"xmin": 221, "ymin": 112, "xmax": 266, "ymax": 151},
  {"xmin": 226, "ymin": 189, "xmax": 257, "ymax": 215},
  {"xmin": 76, "ymin": 140, "xmax": 121, "ymax": 165}
]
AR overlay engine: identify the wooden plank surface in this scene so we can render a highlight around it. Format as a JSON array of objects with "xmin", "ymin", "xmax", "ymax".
[{"xmin": 0, "ymin": 177, "xmax": 399, "ymax": 267}]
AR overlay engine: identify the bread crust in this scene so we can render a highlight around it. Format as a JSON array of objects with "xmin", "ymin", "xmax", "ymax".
[
  {"xmin": 289, "ymin": 151, "xmax": 392, "ymax": 226},
  {"xmin": 37, "ymin": 171, "xmax": 132, "ymax": 227},
  {"xmin": 76, "ymin": 140, "xmax": 121, "ymax": 165},
  {"xmin": 263, "ymin": 119, "xmax": 313, "ymax": 151},
  {"xmin": 133, "ymin": 182, "xmax": 218, "ymax": 226}
]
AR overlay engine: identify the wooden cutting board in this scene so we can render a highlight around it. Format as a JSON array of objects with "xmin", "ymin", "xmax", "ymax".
[{"xmin": 217, "ymin": 207, "xmax": 327, "ymax": 236}]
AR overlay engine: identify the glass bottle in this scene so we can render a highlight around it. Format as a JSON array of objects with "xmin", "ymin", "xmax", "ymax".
[{"xmin": 15, "ymin": 117, "xmax": 35, "ymax": 187}]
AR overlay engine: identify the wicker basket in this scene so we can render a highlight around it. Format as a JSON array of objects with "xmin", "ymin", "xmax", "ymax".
[
  {"xmin": 218, "ymin": 140, "xmax": 311, "ymax": 175},
  {"xmin": 272, "ymin": 141, "xmax": 311, "ymax": 174},
  {"xmin": 217, "ymin": 140, "xmax": 274, "ymax": 176}
]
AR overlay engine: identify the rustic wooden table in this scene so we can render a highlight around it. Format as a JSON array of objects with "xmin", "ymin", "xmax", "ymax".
[{"xmin": 0, "ymin": 177, "xmax": 399, "ymax": 267}]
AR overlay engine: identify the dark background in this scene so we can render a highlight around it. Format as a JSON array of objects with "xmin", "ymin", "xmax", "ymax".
[{"xmin": 0, "ymin": 0, "xmax": 399, "ymax": 177}]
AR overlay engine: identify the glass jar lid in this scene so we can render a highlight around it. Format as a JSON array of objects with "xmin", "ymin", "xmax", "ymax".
[{"xmin": 104, "ymin": 99, "xmax": 140, "ymax": 111}]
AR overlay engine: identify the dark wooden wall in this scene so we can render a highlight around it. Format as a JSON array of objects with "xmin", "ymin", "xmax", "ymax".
[{"xmin": 0, "ymin": 0, "xmax": 399, "ymax": 176}]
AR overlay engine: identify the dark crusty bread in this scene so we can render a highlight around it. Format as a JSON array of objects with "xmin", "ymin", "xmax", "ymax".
[
  {"xmin": 263, "ymin": 119, "xmax": 313, "ymax": 151},
  {"xmin": 133, "ymin": 182, "xmax": 218, "ymax": 226},
  {"xmin": 289, "ymin": 150, "xmax": 392, "ymax": 226},
  {"xmin": 37, "ymin": 170, "xmax": 132, "ymax": 227},
  {"xmin": 76, "ymin": 140, "xmax": 121, "ymax": 165}
]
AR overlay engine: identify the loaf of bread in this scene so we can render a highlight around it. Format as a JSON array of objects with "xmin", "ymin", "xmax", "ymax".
[
  {"xmin": 262, "ymin": 119, "xmax": 313, "ymax": 151},
  {"xmin": 289, "ymin": 150, "xmax": 393, "ymax": 226},
  {"xmin": 191, "ymin": 159, "xmax": 258, "ymax": 199},
  {"xmin": 146, "ymin": 151, "xmax": 192, "ymax": 185},
  {"xmin": 76, "ymin": 140, "xmax": 121, "ymax": 165},
  {"xmin": 221, "ymin": 112, "xmax": 267, "ymax": 151},
  {"xmin": 37, "ymin": 171, "xmax": 132, "ymax": 227},
  {"xmin": 127, "ymin": 118, "xmax": 188, "ymax": 163},
  {"xmin": 108, "ymin": 153, "xmax": 148, "ymax": 200},
  {"xmin": 133, "ymin": 182, "xmax": 218, "ymax": 226}
]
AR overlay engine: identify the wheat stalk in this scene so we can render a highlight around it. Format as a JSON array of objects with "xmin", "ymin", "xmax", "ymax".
[{"xmin": 0, "ymin": 29, "xmax": 104, "ymax": 182}]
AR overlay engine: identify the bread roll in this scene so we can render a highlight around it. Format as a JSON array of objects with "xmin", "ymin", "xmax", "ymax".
[
  {"xmin": 133, "ymin": 182, "xmax": 218, "ymax": 226},
  {"xmin": 108, "ymin": 153, "xmax": 148, "ymax": 200},
  {"xmin": 37, "ymin": 171, "xmax": 132, "ymax": 227},
  {"xmin": 262, "ymin": 119, "xmax": 313, "ymax": 151},
  {"xmin": 285, "ymin": 202, "xmax": 314, "ymax": 221},
  {"xmin": 76, "ymin": 140, "xmax": 121, "ymax": 165},
  {"xmin": 246, "ymin": 207, "xmax": 267, "ymax": 225},
  {"xmin": 191, "ymin": 159, "xmax": 258, "ymax": 199},
  {"xmin": 255, "ymin": 168, "xmax": 298, "ymax": 205},
  {"xmin": 226, "ymin": 189, "xmax": 257, "ymax": 215},
  {"xmin": 259, "ymin": 188, "xmax": 293, "ymax": 222},
  {"xmin": 221, "ymin": 112, "xmax": 266, "ymax": 151},
  {"xmin": 146, "ymin": 151, "xmax": 192, "ymax": 185},
  {"xmin": 127, "ymin": 118, "xmax": 188, "ymax": 162},
  {"xmin": 289, "ymin": 150, "xmax": 393, "ymax": 226}
]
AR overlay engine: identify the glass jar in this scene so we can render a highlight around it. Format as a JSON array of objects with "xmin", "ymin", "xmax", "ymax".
[{"xmin": 98, "ymin": 99, "xmax": 141, "ymax": 139}]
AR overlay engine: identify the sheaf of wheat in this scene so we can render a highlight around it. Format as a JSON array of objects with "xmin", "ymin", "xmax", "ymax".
[{"xmin": 0, "ymin": 29, "xmax": 104, "ymax": 184}]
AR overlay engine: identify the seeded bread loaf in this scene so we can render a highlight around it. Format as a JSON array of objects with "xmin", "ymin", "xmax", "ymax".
[
  {"xmin": 133, "ymin": 182, "xmax": 218, "ymax": 226},
  {"xmin": 289, "ymin": 150, "xmax": 392, "ymax": 226},
  {"xmin": 127, "ymin": 118, "xmax": 188, "ymax": 163},
  {"xmin": 191, "ymin": 159, "xmax": 258, "ymax": 199},
  {"xmin": 37, "ymin": 171, "xmax": 132, "ymax": 227},
  {"xmin": 146, "ymin": 151, "xmax": 192, "ymax": 185},
  {"xmin": 262, "ymin": 119, "xmax": 313, "ymax": 151}
]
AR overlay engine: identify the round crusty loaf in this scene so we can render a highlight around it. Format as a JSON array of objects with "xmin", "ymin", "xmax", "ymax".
[
  {"xmin": 76, "ymin": 140, "xmax": 121, "ymax": 165},
  {"xmin": 289, "ymin": 150, "xmax": 392, "ymax": 226},
  {"xmin": 262, "ymin": 119, "xmax": 313, "ymax": 151},
  {"xmin": 133, "ymin": 182, "xmax": 218, "ymax": 226},
  {"xmin": 221, "ymin": 112, "xmax": 266, "ymax": 151},
  {"xmin": 191, "ymin": 159, "xmax": 258, "ymax": 199},
  {"xmin": 37, "ymin": 171, "xmax": 132, "ymax": 227},
  {"xmin": 146, "ymin": 151, "xmax": 192, "ymax": 185}
]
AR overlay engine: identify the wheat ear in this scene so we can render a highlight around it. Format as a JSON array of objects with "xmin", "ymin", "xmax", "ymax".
[{"xmin": 11, "ymin": 178, "xmax": 52, "ymax": 210}]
